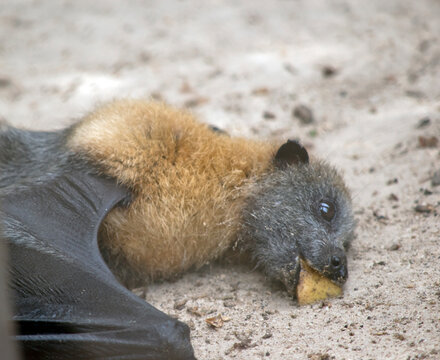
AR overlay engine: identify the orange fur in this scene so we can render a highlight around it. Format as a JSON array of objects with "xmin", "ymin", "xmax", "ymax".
[{"xmin": 68, "ymin": 100, "xmax": 276, "ymax": 281}]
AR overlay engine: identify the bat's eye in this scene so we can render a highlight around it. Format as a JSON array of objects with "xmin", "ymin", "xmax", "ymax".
[{"xmin": 319, "ymin": 200, "xmax": 336, "ymax": 221}]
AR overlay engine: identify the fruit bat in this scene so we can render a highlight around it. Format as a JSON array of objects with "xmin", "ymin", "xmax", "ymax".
[{"xmin": 0, "ymin": 100, "xmax": 355, "ymax": 359}]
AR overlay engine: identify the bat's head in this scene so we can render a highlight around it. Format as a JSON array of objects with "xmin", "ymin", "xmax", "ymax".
[{"xmin": 241, "ymin": 140, "xmax": 355, "ymax": 295}]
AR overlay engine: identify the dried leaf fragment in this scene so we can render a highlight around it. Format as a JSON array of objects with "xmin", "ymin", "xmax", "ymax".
[
  {"xmin": 205, "ymin": 314, "xmax": 230, "ymax": 328},
  {"xmin": 418, "ymin": 135, "xmax": 438, "ymax": 148},
  {"xmin": 187, "ymin": 306, "xmax": 204, "ymax": 317}
]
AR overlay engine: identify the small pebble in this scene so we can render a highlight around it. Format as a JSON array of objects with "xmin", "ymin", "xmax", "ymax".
[
  {"xmin": 322, "ymin": 65, "xmax": 337, "ymax": 78},
  {"xmin": 373, "ymin": 210, "xmax": 388, "ymax": 222},
  {"xmin": 293, "ymin": 104, "xmax": 315, "ymax": 124},
  {"xmin": 431, "ymin": 170, "xmax": 440, "ymax": 187},
  {"xmin": 423, "ymin": 188, "xmax": 433, "ymax": 195},
  {"xmin": 414, "ymin": 204, "xmax": 434, "ymax": 213},
  {"xmin": 406, "ymin": 89, "xmax": 425, "ymax": 98},
  {"xmin": 263, "ymin": 111, "xmax": 276, "ymax": 120},
  {"xmin": 388, "ymin": 193, "xmax": 399, "ymax": 201},
  {"xmin": 416, "ymin": 117, "xmax": 431, "ymax": 128},
  {"xmin": 184, "ymin": 97, "xmax": 209, "ymax": 108},
  {"xmin": 386, "ymin": 178, "xmax": 398, "ymax": 185},
  {"xmin": 187, "ymin": 319, "xmax": 195, "ymax": 330},
  {"xmin": 174, "ymin": 299, "xmax": 187, "ymax": 310},
  {"xmin": 389, "ymin": 243, "xmax": 401, "ymax": 251},
  {"xmin": 252, "ymin": 87, "xmax": 270, "ymax": 96},
  {"xmin": 418, "ymin": 136, "xmax": 438, "ymax": 148},
  {"xmin": 262, "ymin": 331, "xmax": 273, "ymax": 339},
  {"xmin": 394, "ymin": 333, "xmax": 406, "ymax": 341},
  {"xmin": 223, "ymin": 300, "xmax": 236, "ymax": 308}
]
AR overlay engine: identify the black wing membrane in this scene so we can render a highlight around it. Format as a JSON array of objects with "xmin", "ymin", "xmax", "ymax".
[{"xmin": 1, "ymin": 171, "xmax": 195, "ymax": 360}]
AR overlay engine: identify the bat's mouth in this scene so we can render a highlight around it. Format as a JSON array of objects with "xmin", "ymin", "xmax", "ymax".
[
  {"xmin": 278, "ymin": 255, "xmax": 347, "ymax": 299},
  {"xmin": 295, "ymin": 258, "xmax": 344, "ymax": 305},
  {"xmin": 301, "ymin": 257, "xmax": 348, "ymax": 286}
]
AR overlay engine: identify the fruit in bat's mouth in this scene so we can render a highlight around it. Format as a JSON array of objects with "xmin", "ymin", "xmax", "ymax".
[{"xmin": 296, "ymin": 259, "xmax": 343, "ymax": 305}]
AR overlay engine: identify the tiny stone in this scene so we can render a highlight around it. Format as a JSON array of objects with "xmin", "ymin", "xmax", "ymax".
[
  {"xmin": 405, "ymin": 89, "xmax": 425, "ymax": 98},
  {"xmin": 423, "ymin": 188, "xmax": 433, "ymax": 195},
  {"xmin": 223, "ymin": 300, "xmax": 236, "ymax": 308},
  {"xmin": 150, "ymin": 92, "xmax": 164, "ymax": 101},
  {"xmin": 262, "ymin": 331, "xmax": 273, "ymax": 339},
  {"xmin": 293, "ymin": 104, "xmax": 315, "ymax": 124},
  {"xmin": 252, "ymin": 87, "xmax": 270, "ymax": 96},
  {"xmin": 322, "ymin": 65, "xmax": 337, "ymax": 78},
  {"xmin": 373, "ymin": 210, "xmax": 388, "ymax": 222},
  {"xmin": 184, "ymin": 97, "xmax": 209, "ymax": 108},
  {"xmin": 263, "ymin": 111, "xmax": 276, "ymax": 120},
  {"xmin": 174, "ymin": 299, "xmax": 187, "ymax": 310},
  {"xmin": 414, "ymin": 204, "xmax": 434, "ymax": 213},
  {"xmin": 416, "ymin": 117, "xmax": 431, "ymax": 128},
  {"xmin": 394, "ymin": 333, "xmax": 405, "ymax": 341},
  {"xmin": 388, "ymin": 193, "xmax": 399, "ymax": 201},
  {"xmin": 187, "ymin": 319, "xmax": 196, "ymax": 330},
  {"xmin": 386, "ymin": 178, "xmax": 399, "ymax": 185},
  {"xmin": 418, "ymin": 135, "xmax": 438, "ymax": 148},
  {"xmin": 431, "ymin": 170, "xmax": 440, "ymax": 187},
  {"xmin": 389, "ymin": 243, "xmax": 401, "ymax": 251}
]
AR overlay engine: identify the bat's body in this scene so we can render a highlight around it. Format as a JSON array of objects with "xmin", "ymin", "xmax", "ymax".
[
  {"xmin": 1, "ymin": 100, "xmax": 355, "ymax": 359},
  {"xmin": 69, "ymin": 101, "xmax": 277, "ymax": 286}
]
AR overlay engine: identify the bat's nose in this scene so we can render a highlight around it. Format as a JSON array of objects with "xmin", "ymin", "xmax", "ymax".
[
  {"xmin": 327, "ymin": 250, "xmax": 348, "ymax": 284},
  {"xmin": 331, "ymin": 255, "xmax": 347, "ymax": 279}
]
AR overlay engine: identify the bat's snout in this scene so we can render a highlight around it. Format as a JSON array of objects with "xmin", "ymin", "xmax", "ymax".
[{"xmin": 324, "ymin": 249, "xmax": 348, "ymax": 285}]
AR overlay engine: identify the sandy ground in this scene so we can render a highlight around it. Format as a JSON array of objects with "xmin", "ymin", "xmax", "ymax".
[{"xmin": 1, "ymin": 0, "xmax": 439, "ymax": 359}]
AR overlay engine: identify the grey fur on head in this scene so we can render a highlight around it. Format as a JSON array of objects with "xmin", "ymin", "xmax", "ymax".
[{"xmin": 241, "ymin": 155, "xmax": 355, "ymax": 296}]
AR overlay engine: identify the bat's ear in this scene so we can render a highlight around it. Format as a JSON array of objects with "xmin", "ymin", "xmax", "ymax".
[{"xmin": 274, "ymin": 139, "xmax": 309, "ymax": 168}]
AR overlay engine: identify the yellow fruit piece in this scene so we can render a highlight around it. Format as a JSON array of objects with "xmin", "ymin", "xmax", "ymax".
[{"xmin": 296, "ymin": 260, "xmax": 342, "ymax": 305}]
